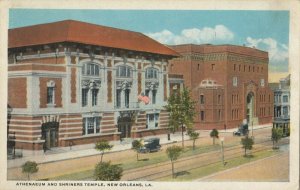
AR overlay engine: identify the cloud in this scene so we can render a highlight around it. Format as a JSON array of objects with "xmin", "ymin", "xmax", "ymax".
[
  {"xmin": 146, "ymin": 25, "xmax": 234, "ymax": 45},
  {"xmin": 245, "ymin": 37, "xmax": 289, "ymax": 72}
]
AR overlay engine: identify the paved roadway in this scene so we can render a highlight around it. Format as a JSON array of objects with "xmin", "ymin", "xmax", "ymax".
[{"xmin": 7, "ymin": 126, "xmax": 278, "ymax": 180}]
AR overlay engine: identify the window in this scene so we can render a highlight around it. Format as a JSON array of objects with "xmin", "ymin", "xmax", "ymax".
[
  {"xmin": 146, "ymin": 113, "xmax": 159, "ymax": 129},
  {"xmin": 116, "ymin": 65, "xmax": 132, "ymax": 78},
  {"xmin": 46, "ymin": 80, "xmax": 55, "ymax": 106},
  {"xmin": 82, "ymin": 63, "xmax": 100, "ymax": 76},
  {"xmin": 248, "ymin": 66, "xmax": 251, "ymax": 72},
  {"xmin": 233, "ymin": 77, "xmax": 238, "ymax": 87},
  {"xmin": 260, "ymin": 79, "xmax": 265, "ymax": 87},
  {"xmin": 218, "ymin": 95, "xmax": 221, "ymax": 104},
  {"xmin": 125, "ymin": 89, "xmax": 130, "ymax": 108},
  {"xmin": 200, "ymin": 95, "xmax": 205, "ymax": 104},
  {"xmin": 283, "ymin": 106, "xmax": 288, "ymax": 116},
  {"xmin": 253, "ymin": 66, "xmax": 255, "ymax": 72},
  {"xmin": 218, "ymin": 110, "xmax": 221, "ymax": 121},
  {"xmin": 234, "ymin": 64, "xmax": 236, "ymax": 71},
  {"xmin": 244, "ymin": 65, "xmax": 246, "ymax": 72},
  {"xmin": 283, "ymin": 95, "xmax": 289, "ymax": 103},
  {"xmin": 47, "ymin": 87, "xmax": 55, "ymax": 104},
  {"xmin": 211, "ymin": 64, "xmax": 215, "ymax": 71},
  {"xmin": 92, "ymin": 89, "xmax": 99, "ymax": 106},
  {"xmin": 152, "ymin": 90, "xmax": 157, "ymax": 104},
  {"xmin": 82, "ymin": 117, "xmax": 100, "ymax": 135},
  {"xmin": 82, "ymin": 89, "xmax": 89, "ymax": 107},
  {"xmin": 200, "ymin": 111, "xmax": 205, "ymax": 121},
  {"xmin": 146, "ymin": 68, "xmax": 158, "ymax": 79},
  {"xmin": 116, "ymin": 89, "xmax": 122, "ymax": 108},
  {"xmin": 239, "ymin": 65, "xmax": 241, "ymax": 71},
  {"xmin": 197, "ymin": 64, "xmax": 200, "ymax": 70}
]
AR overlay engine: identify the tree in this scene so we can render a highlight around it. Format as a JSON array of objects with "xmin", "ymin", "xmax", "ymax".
[
  {"xmin": 241, "ymin": 136, "xmax": 254, "ymax": 156},
  {"xmin": 165, "ymin": 88, "xmax": 196, "ymax": 148},
  {"xmin": 166, "ymin": 145, "xmax": 183, "ymax": 178},
  {"xmin": 271, "ymin": 127, "xmax": 283, "ymax": 149},
  {"xmin": 95, "ymin": 140, "xmax": 113, "ymax": 163},
  {"xmin": 188, "ymin": 130, "xmax": 199, "ymax": 150},
  {"xmin": 132, "ymin": 139, "xmax": 143, "ymax": 161},
  {"xmin": 94, "ymin": 161, "xmax": 123, "ymax": 181},
  {"xmin": 22, "ymin": 161, "xmax": 38, "ymax": 180},
  {"xmin": 210, "ymin": 129, "xmax": 219, "ymax": 145}
]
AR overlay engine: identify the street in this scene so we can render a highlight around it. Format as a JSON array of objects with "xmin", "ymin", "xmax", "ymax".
[{"xmin": 7, "ymin": 126, "xmax": 289, "ymax": 181}]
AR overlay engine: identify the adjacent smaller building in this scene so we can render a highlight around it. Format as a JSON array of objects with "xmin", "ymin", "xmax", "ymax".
[{"xmin": 272, "ymin": 75, "xmax": 290, "ymax": 135}]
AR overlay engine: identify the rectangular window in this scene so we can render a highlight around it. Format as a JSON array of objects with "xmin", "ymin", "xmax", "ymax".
[
  {"xmin": 145, "ymin": 90, "xmax": 150, "ymax": 97},
  {"xmin": 82, "ymin": 117, "xmax": 100, "ymax": 135},
  {"xmin": 234, "ymin": 64, "xmax": 236, "ymax": 71},
  {"xmin": 218, "ymin": 110, "xmax": 221, "ymax": 121},
  {"xmin": 260, "ymin": 79, "xmax": 265, "ymax": 87},
  {"xmin": 92, "ymin": 89, "xmax": 99, "ymax": 106},
  {"xmin": 116, "ymin": 89, "xmax": 122, "ymax": 108},
  {"xmin": 47, "ymin": 87, "xmax": 54, "ymax": 104},
  {"xmin": 152, "ymin": 90, "xmax": 157, "ymax": 104},
  {"xmin": 200, "ymin": 111, "xmax": 205, "ymax": 121},
  {"xmin": 283, "ymin": 95, "xmax": 288, "ymax": 103},
  {"xmin": 239, "ymin": 65, "xmax": 241, "ymax": 71},
  {"xmin": 218, "ymin": 95, "xmax": 221, "ymax": 104},
  {"xmin": 82, "ymin": 88, "xmax": 89, "ymax": 107},
  {"xmin": 200, "ymin": 95, "xmax": 205, "ymax": 104},
  {"xmin": 211, "ymin": 64, "xmax": 215, "ymax": 71},
  {"xmin": 283, "ymin": 106, "xmax": 288, "ymax": 116},
  {"xmin": 233, "ymin": 77, "xmax": 238, "ymax": 87},
  {"xmin": 197, "ymin": 64, "xmax": 200, "ymax": 70},
  {"xmin": 125, "ymin": 89, "xmax": 130, "ymax": 108}
]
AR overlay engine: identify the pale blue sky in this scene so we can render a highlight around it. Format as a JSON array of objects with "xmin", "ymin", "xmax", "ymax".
[{"xmin": 9, "ymin": 9, "xmax": 289, "ymax": 73}]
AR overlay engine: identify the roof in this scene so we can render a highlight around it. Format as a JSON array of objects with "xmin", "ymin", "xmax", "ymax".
[{"xmin": 8, "ymin": 20, "xmax": 179, "ymax": 57}]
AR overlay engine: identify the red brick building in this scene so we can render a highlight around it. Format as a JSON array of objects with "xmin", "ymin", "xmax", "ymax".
[
  {"xmin": 169, "ymin": 44, "xmax": 273, "ymax": 130},
  {"xmin": 7, "ymin": 20, "xmax": 178, "ymax": 155}
]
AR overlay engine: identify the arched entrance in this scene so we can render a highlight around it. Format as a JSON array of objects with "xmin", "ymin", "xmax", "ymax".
[
  {"xmin": 42, "ymin": 122, "xmax": 59, "ymax": 151},
  {"xmin": 246, "ymin": 92, "xmax": 255, "ymax": 124}
]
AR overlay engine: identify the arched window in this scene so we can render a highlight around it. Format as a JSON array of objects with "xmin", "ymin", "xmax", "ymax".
[
  {"xmin": 145, "ymin": 68, "xmax": 158, "ymax": 79},
  {"xmin": 82, "ymin": 63, "xmax": 100, "ymax": 76},
  {"xmin": 116, "ymin": 65, "xmax": 132, "ymax": 78}
]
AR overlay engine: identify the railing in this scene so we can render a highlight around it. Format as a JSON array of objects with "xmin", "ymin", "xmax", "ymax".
[{"xmin": 114, "ymin": 102, "xmax": 140, "ymax": 109}]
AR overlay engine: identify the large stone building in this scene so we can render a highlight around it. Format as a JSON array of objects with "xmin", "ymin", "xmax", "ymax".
[
  {"xmin": 7, "ymin": 20, "xmax": 178, "ymax": 154},
  {"xmin": 168, "ymin": 44, "xmax": 274, "ymax": 130},
  {"xmin": 272, "ymin": 75, "xmax": 290, "ymax": 135}
]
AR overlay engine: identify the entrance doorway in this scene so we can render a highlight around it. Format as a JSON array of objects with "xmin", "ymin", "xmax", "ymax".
[
  {"xmin": 117, "ymin": 117, "xmax": 132, "ymax": 138},
  {"xmin": 246, "ymin": 92, "xmax": 254, "ymax": 124},
  {"xmin": 42, "ymin": 122, "xmax": 59, "ymax": 151}
]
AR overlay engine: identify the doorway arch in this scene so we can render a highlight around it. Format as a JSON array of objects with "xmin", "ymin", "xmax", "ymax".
[{"xmin": 41, "ymin": 122, "xmax": 59, "ymax": 151}]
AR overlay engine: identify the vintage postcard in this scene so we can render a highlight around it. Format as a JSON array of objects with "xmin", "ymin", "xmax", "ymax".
[{"xmin": 0, "ymin": 0, "xmax": 299, "ymax": 190}]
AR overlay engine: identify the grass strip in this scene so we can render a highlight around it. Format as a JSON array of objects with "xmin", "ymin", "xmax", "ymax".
[{"xmin": 158, "ymin": 150, "xmax": 279, "ymax": 181}]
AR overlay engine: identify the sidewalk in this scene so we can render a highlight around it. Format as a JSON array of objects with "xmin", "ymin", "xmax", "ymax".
[{"xmin": 7, "ymin": 124, "xmax": 272, "ymax": 169}]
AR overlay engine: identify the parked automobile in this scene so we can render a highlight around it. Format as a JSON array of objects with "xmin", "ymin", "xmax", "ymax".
[
  {"xmin": 138, "ymin": 138, "xmax": 161, "ymax": 153},
  {"xmin": 233, "ymin": 123, "xmax": 249, "ymax": 136}
]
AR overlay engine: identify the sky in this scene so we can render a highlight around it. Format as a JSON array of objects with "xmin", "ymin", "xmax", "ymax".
[{"xmin": 9, "ymin": 9, "xmax": 289, "ymax": 80}]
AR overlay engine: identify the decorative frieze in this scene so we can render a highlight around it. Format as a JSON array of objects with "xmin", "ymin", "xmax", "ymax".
[
  {"xmin": 81, "ymin": 79, "xmax": 101, "ymax": 89},
  {"xmin": 173, "ymin": 52, "xmax": 267, "ymax": 64}
]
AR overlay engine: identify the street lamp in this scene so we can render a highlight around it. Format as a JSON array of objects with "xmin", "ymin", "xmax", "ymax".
[
  {"xmin": 220, "ymin": 137, "xmax": 225, "ymax": 166},
  {"xmin": 251, "ymin": 121, "xmax": 254, "ymax": 139}
]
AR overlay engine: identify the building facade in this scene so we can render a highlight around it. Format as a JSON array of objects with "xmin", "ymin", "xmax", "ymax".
[
  {"xmin": 168, "ymin": 44, "xmax": 274, "ymax": 129},
  {"xmin": 7, "ymin": 20, "xmax": 178, "ymax": 154},
  {"xmin": 272, "ymin": 75, "xmax": 290, "ymax": 135}
]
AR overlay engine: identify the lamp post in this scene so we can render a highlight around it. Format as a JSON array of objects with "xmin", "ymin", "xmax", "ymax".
[
  {"xmin": 251, "ymin": 121, "xmax": 254, "ymax": 139},
  {"xmin": 220, "ymin": 137, "xmax": 225, "ymax": 166}
]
